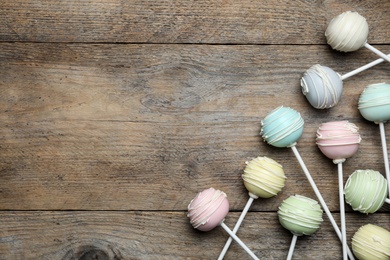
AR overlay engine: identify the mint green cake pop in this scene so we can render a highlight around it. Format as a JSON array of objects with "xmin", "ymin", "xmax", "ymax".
[
  {"xmin": 260, "ymin": 106, "xmax": 304, "ymax": 148},
  {"xmin": 358, "ymin": 83, "xmax": 390, "ymax": 123}
]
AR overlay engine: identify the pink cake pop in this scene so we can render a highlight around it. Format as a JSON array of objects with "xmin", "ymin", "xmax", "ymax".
[
  {"xmin": 188, "ymin": 187, "xmax": 229, "ymax": 232},
  {"xmin": 316, "ymin": 120, "xmax": 361, "ymax": 259},
  {"xmin": 187, "ymin": 188, "xmax": 259, "ymax": 260},
  {"xmin": 316, "ymin": 121, "xmax": 361, "ymax": 163}
]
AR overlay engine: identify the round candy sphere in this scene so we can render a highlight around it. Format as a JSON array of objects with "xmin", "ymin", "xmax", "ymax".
[
  {"xmin": 325, "ymin": 11, "xmax": 369, "ymax": 52},
  {"xmin": 260, "ymin": 106, "xmax": 304, "ymax": 148},
  {"xmin": 344, "ymin": 169, "xmax": 388, "ymax": 214},
  {"xmin": 358, "ymin": 83, "xmax": 390, "ymax": 123},
  {"xmin": 187, "ymin": 187, "xmax": 229, "ymax": 231},
  {"xmin": 352, "ymin": 224, "xmax": 390, "ymax": 260},
  {"xmin": 316, "ymin": 121, "xmax": 361, "ymax": 162},
  {"xmin": 278, "ymin": 195, "xmax": 323, "ymax": 236},
  {"xmin": 301, "ymin": 64, "xmax": 343, "ymax": 109},
  {"xmin": 242, "ymin": 156, "xmax": 286, "ymax": 199}
]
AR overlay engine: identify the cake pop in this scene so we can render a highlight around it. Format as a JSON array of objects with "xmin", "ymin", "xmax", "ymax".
[
  {"xmin": 261, "ymin": 106, "xmax": 355, "ymax": 259},
  {"xmin": 218, "ymin": 157, "xmax": 286, "ymax": 260},
  {"xmin": 316, "ymin": 121, "xmax": 361, "ymax": 162},
  {"xmin": 301, "ymin": 64, "xmax": 343, "ymax": 109},
  {"xmin": 242, "ymin": 156, "xmax": 286, "ymax": 199},
  {"xmin": 187, "ymin": 188, "xmax": 259, "ymax": 260},
  {"xmin": 352, "ymin": 224, "xmax": 390, "ymax": 260},
  {"xmin": 301, "ymin": 55, "xmax": 390, "ymax": 109},
  {"xmin": 278, "ymin": 195, "xmax": 323, "ymax": 260},
  {"xmin": 260, "ymin": 106, "xmax": 304, "ymax": 148},
  {"xmin": 359, "ymin": 83, "xmax": 390, "ymax": 199},
  {"xmin": 344, "ymin": 170, "xmax": 390, "ymax": 214},
  {"xmin": 359, "ymin": 83, "xmax": 390, "ymax": 123},
  {"xmin": 325, "ymin": 11, "xmax": 390, "ymax": 63},
  {"xmin": 316, "ymin": 120, "xmax": 361, "ymax": 259}
]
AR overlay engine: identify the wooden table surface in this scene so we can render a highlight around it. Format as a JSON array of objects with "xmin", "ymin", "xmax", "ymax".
[{"xmin": 1, "ymin": 1, "xmax": 389, "ymax": 259}]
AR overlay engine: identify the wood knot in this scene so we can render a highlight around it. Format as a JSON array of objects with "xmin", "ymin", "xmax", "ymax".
[
  {"xmin": 79, "ymin": 249, "xmax": 109, "ymax": 260},
  {"xmin": 63, "ymin": 245, "xmax": 121, "ymax": 260}
]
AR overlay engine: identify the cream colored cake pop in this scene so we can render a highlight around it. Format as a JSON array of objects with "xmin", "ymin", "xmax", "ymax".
[
  {"xmin": 325, "ymin": 11, "xmax": 368, "ymax": 52},
  {"xmin": 325, "ymin": 11, "xmax": 390, "ymax": 62},
  {"xmin": 218, "ymin": 157, "xmax": 286, "ymax": 260},
  {"xmin": 352, "ymin": 224, "xmax": 390, "ymax": 260},
  {"xmin": 242, "ymin": 156, "xmax": 286, "ymax": 199}
]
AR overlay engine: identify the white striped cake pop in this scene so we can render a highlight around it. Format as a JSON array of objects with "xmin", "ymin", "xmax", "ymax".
[
  {"xmin": 187, "ymin": 188, "xmax": 259, "ymax": 259},
  {"xmin": 278, "ymin": 195, "xmax": 323, "ymax": 260},
  {"xmin": 344, "ymin": 169, "xmax": 389, "ymax": 214},
  {"xmin": 242, "ymin": 156, "xmax": 286, "ymax": 199},
  {"xmin": 218, "ymin": 157, "xmax": 286, "ymax": 260},
  {"xmin": 325, "ymin": 11, "xmax": 390, "ymax": 62},
  {"xmin": 352, "ymin": 224, "xmax": 390, "ymax": 260},
  {"xmin": 325, "ymin": 11, "xmax": 368, "ymax": 52},
  {"xmin": 301, "ymin": 55, "xmax": 390, "ymax": 109},
  {"xmin": 301, "ymin": 64, "xmax": 343, "ymax": 109}
]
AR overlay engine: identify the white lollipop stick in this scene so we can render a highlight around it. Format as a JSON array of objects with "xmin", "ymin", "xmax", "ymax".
[
  {"xmin": 220, "ymin": 222, "xmax": 259, "ymax": 260},
  {"xmin": 379, "ymin": 122, "xmax": 390, "ymax": 198},
  {"xmin": 287, "ymin": 235, "xmax": 298, "ymax": 260},
  {"xmin": 218, "ymin": 196, "xmax": 255, "ymax": 260},
  {"xmin": 337, "ymin": 162, "xmax": 348, "ymax": 260},
  {"xmin": 364, "ymin": 43, "xmax": 390, "ymax": 63},
  {"xmin": 386, "ymin": 198, "xmax": 390, "ymax": 204},
  {"xmin": 290, "ymin": 145, "xmax": 355, "ymax": 260},
  {"xmin": 341, "ymin": 53, "xmax": 390, "ymax": 80}
]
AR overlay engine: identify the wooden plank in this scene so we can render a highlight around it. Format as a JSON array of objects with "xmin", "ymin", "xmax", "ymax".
[
  {"xmin": 0, "ymin": 211, "xmax": 388, "ymax": 259},
  {"xmin": 0, "ymin": 0, "xmax": 389, "ymax": 43},
  {"xmin": 1, "ymin": 42, "xmax": 390, "ymax": 124},
  {"xmin": 1, "ymin": 43, "xmax": 390, "ymax": 211}
]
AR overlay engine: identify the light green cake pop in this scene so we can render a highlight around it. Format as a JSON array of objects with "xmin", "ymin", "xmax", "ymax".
[
  {"xmin": 344, "ymin": 169, "xmax": 388, "ymax": 214},
  {"xmin": 278, "ymin": 195, "xmax": 323, "ymax": 236}
]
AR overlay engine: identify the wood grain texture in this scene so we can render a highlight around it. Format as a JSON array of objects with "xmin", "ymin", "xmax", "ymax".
[
  {"xmin": 0, "ymin": 0, "xmax": 389, "ymax": 44},
  {"xmin": 1, "ymin": 0, "xmax": 390, "ymax": 259},
  {"xmin": 1, "ymin": 43, "xmax": 390, "ymax": 211},
  {"xmin": 0, "ymin": 211, "xmax": 389, "ymax": 259}
]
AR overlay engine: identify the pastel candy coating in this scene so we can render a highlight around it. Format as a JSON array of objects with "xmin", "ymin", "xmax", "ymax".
[
  {"xmin": 352, "ymin": 224, "xmax": 390, "ymax": 260},
  {"xmin": 260, "ymin": 106, "xmax": 304, "ymax": 148},
  {"xmin": 301, "ymin": 64, "xmax": 343, "ymax": 109},
  {"xmin": 344, "ymin": 170, "xmax": 388, "ymax": 214},
  {"xmin": 325, "ymin": 11, "xmax": 369, "ymax": 52},
  {"xmin": 242, "ymin": 156, "xmax": 286, "ymax": 199},
  {"xmin": 358, "ymin": 83, "xmax": 390, "ymax": 123},
  {"xmin": 278, "ymin": 195, "xmax": 323, "ymax": 236},
  {"xmin": 316, "ymin": 121, "xmax": 361, "ymax": 161},
  {"xmin": 187, "ymin": 188, "xmax": 229, "ymax": 231}
]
